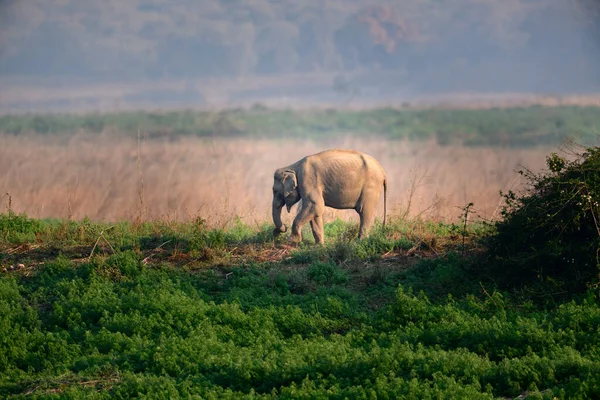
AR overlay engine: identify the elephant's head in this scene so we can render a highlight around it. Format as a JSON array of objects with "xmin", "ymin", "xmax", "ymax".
[{"xmin": 272, "ymin": 168, "xmax": 301, "ymax": 236}]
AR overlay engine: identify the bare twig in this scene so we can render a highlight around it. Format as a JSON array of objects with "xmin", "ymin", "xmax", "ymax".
[
  {"xmin": 142, "ymin": 240, "xmax": 173, "ymax": 264},
  {"xmin": 422, "ymin": 239, "xmax": 439, "ymax": 256},
  {"xmin": 406, "ymin": 241, "xmax": 422, "ymax": 255},
  {"xmin": 460, "ymin": 202, "xmax": 474, "ymax": 257},
  {"xmin": 136, "ymin": 128, "xmax": 146, "ymax": 222},
  {"xmin": 80, "ymin": 377, "xmax": 121, "ymax": 387},
  {"xmin": 480, "ymin": 282, "xmax": 493, "ymax": 299},
  {"xmin": 403, "ymin": 167, "xmax": 429, "ymax": 220},
  {"xmin": 492, "ymin": 174, "xmax": 522, "ymax": 221},
  {"xmin": 66, "ymin": 175, "xmax": 79, "ymax": 221},
  {"xmin": 88, "ymin": 226, "xmax": 116, "ymax": 260},
  {"xmin": 4, "ymin": 192, "xmax": 12, "ymax": 213}
]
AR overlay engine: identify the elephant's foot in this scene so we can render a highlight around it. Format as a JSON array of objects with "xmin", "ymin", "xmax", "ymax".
[
  {"xmin": 288, "ymin": 233, "xmax": 302, "ymax": 243},
  {"xmin": 273, "ymin": 225, "xmax": 287, "ymax": 237}
]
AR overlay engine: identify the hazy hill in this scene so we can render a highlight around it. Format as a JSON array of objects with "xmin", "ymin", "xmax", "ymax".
[{"xmin": 0, "ymin": 0, "xmax": 599, "ymax": 111}]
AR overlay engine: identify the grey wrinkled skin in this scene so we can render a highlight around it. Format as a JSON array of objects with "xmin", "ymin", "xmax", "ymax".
[{"xmin": 272, "ymin": 149, "xmax": 387, "ymax": 244}]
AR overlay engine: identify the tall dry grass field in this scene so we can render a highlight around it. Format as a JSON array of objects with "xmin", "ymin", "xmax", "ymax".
[{"xmin": 0, "ymin": 133, "xmax": 553, "ymax": 226}]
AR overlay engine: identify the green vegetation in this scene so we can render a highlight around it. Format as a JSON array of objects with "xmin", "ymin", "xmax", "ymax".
[
  {"xmin": 0, "ymin": 217, "xmax": 598, "ymax": 397},
  {"xmin": 2, "ymin": 105, "xmax": 600, "ymax": 146},
  {"xmin": 2, "ymin": 254, "xmax": 600, "ymax": 399},
  {"xmin": 485, "ymin": 143, "xmax": 600, "ymax": 294},
  {"xmin": 2, "ymin": 146, "xmax": 600, "ymax": 398}
]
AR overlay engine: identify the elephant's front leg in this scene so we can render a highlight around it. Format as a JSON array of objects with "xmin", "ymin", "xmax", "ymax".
[
  {"xmin": 310, "ymin": 215, "xmax": 325, "ymax": 244},
  {"xmin": 291, "ymin": 200, "xmax": 322, "ymax": 243}
]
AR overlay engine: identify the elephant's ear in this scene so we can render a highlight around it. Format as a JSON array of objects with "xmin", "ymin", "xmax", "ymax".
[{"xmin": 283, "ymin": 170, "xmax": 297, "ymax": 198}]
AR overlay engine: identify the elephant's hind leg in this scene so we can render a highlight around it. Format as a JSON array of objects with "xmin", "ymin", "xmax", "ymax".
[
  {"xmin": 358, "ymin": 208, "xmax": 376, "ymax": 239},
  {"xmin": 310, "ymin": 215, "xmax": 325, "ymax": 244},
  {"xmin": 357, "ymin": 193, "xmax": 380, "ymax": 239}
]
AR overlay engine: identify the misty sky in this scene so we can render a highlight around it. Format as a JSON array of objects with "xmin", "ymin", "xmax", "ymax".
[{"xmin": 0, "ymin": 0, "xmax": 599, "ymax": 110}]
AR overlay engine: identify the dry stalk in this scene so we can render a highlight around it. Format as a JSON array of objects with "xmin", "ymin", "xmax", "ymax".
[
  {"xmin": 406, "ymin": 240, "xmax": 422, "ymax": 255},
  {"xmin": 4, "ymin": 192, "xmax": 12, "ymax": 213},
  {"xmin": 0, "ymin": 135, "xmax": 552, "ymax": 224},
  {"xmin": 142, "ymin": 239, "xmax": 173, "ymax": 264},
  {"xmin": 136, "ymin": 128, "xmax": 146, "ymax": 222},
  {"xmin": 66, "ymin": 175, "xmax": 79, "ymax": 221},
  {"xmin": 479, "ymin": 282, "xmax": 493, "ymax": 299},
  {"xmin": 414, "ymin": 192, "xmax": 447, "ymax": 221},
  {"xmin": 491, "ymin": 174, "xmax": 523, "ymax": 221},
  {"xmin": 88, "ymin": 226, "xmax": 116, "ymax": 260},
  {"xmin": 402, "ymin": 166, "xmax": 429, "ymax": 220}
]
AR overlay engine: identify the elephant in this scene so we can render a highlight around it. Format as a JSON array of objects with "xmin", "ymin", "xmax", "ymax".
[{"xmin": 272, "ymin": 149, "xmax": 387, "ymax": 244}]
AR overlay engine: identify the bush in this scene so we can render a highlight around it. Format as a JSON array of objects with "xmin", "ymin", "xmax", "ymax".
[
  {"xmin": 306, "ymin": 262, "xmax": 349, "ymax": 285},
  {"xmin": 485, "ymin": 144, "xmax": 600, "ymax": 293},
  {"xmin": 2, "ymin": 232, "xmax": 600, "ymax": 397},
  {"xmin": 0, "ymin": 211, "xmax": 45, "ymax": 243}
]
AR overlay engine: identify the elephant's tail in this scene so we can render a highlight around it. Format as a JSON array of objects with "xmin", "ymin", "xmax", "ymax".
[{"xmin": 383, "ymin": 178, "xmax": 387, "ymax": 233}]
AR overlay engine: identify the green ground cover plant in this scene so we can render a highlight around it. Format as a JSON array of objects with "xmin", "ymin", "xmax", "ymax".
[
  {"xmin": 1, "ymin": 206, "xmax": 600, "ymax": 398},
  {"xmin": 2, "ymin": 145, "xmax": 600, "ymax": 398},
  {"xmin": 2, "ymin": 105, "xmax": 599, "ymax": 146}
]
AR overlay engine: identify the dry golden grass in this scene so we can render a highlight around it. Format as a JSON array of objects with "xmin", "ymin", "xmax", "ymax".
[{"xmin": 0, "ymin": 133, "xmax": 553, "ymax": 226}]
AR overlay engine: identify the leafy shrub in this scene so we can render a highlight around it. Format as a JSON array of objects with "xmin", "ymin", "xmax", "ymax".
[
  {"xmin": 102, "ymin": 251, "xmax": 143, "ymax": 280},
  {"xmin": 5, "ymin": 195, "xmax": 600, "ymax": 397},
  {"xmin": 0, "ymin": 212, "xmax": 44, "ymax": 243},
  {"xmin": 398, "ymin": 252, "xmax": 478, "ymax": 299},
  {"xmin": 354, "ymin": 234, "xmax": 398, "ymax": 260},
  {"xmin": 306, "ymin": 262, "xmax": 349, "ymax": 285},
  {"xmin": 288, "ymin": 224, "xmax": 414, "ymax": 265},
  {"xmin": 485, "ymin": 144, "xmax": 600, "ymax": 293},
  {"xmin": 2, "ymin": 252, "xmax": 600, "ymax": 398}
]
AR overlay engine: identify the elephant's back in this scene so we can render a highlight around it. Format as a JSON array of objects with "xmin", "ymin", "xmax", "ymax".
[
  {"xmin": 311, "ymin": 149, "xmax": 385, "ymax": 178},
  {"xmin": 358, "ymin": 152, "xmax": 386, "ymax": 178},
  {"xmin": 298, "ymin": 149, "xmax": 385, "ymax": 209},
  {"xmin": 308, "ymin": 150, "xmax": 363, "ymax": 176},
  {"xmin": 308, "ymin": 149, "xmax": 385, "ymax": 189}
]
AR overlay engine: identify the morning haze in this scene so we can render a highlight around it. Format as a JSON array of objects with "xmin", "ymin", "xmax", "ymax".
[
  {"xmin": 0, "ymin": 0, "xmax": 599, "ymax": 112},
  {"xmin": 3, "ymin": 2, "xmax": 600, "ymax": 398}
]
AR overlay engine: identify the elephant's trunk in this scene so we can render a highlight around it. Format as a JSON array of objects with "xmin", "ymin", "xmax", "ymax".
[{"xmin": 272, "ymin": 199, "xmax": 287, "ymax": 236}]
